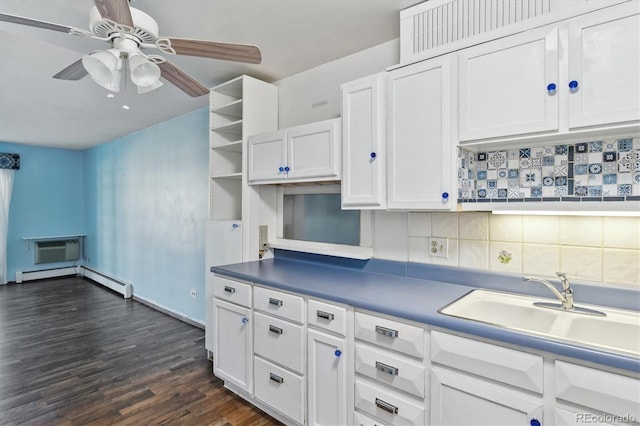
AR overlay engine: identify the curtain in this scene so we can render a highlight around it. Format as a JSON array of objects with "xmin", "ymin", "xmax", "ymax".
[{"xmin": 0, "ymin": 168, "xmax": 15, "ymax": 284}]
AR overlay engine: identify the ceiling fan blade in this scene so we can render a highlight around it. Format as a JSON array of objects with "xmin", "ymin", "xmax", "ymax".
[
  {"xmin": 158, "ymin": 61, "xmax": 209, "ymax": 97},
  {"xmin": 167, "ymin": 38, "xmax": 262, "ymax": 64},
  {"xmin": 53, "ymin": 59, "xmax": 89, "ymax": 80},
  {"xmin": 0, "ymin": 12, "xmax": 76, "ymax": 34},
  {"xmin": 93, "ymin": 0, "xmax": 134, "ymax": 27}
]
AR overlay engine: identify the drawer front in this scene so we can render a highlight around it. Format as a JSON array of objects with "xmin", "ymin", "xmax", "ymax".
[
  {"xmin": 308, "ymin": 298, "xmax": 348, "ymax": 336},
  {"xmin": 254, "ymin": 356, "xmax": 305, "ymax": 424},
  {"xmin": 354, "ymin": 312, "xmax": 425, "ymax": 358},
  {"xmin": 254, "ymin": 311, "xmax": 305, "ymax": 374},
  {"xmin": 213, "ymin": 275, "xmax": 252, "ymax": 308},
  {"xmin": 355, "ymin": 342, "xmax": 425, "ymax": 398},
  {"xmin": 556, "ymin": 361, "xmax": 640, "ymax": 419},
  {"xmin": 254, "ymin": 286, "xmax": 304, "ymax": 323},
  {"xmin": 430, "ymin": 330, "xmax": 543, "ymax": 393},
  {"xmin": 355, "ymin": 379, "xmax": 425, "ymax": 426},
  {"xmin": 354, "ymin": 411, "xmax": 384, "ymax": 426}
]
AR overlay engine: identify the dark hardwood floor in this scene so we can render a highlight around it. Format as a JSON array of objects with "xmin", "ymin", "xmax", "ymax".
[{"xmin": 0, "ymin": 277, "xmax": 280, "ymax": 426}]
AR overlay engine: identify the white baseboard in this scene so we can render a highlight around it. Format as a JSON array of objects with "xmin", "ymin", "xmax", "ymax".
[
  {"xmin": 133, "ymin": 294, "xmax": 205, "ymax": 329},
  {"xmin": 80, "ymin": 266, "xmax": 132, "ymax": 298},
  {"xmin": 16, "ymin": 266, "xmax": 80, "ymax": 283}
]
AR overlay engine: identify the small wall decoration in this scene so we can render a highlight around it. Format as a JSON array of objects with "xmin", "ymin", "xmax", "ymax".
[{"xmin": 0, "ymin": 153, "xmax": 20, "ymax": 170}]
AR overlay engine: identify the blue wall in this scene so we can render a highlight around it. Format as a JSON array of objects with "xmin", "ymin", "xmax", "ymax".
[
  {"xmin": 0, "ymin": 143, "xmax": 84, "ymax": 280},
  {"xmin": 82, "ymin": 108, "xmax": 209, "ymax": 323}
]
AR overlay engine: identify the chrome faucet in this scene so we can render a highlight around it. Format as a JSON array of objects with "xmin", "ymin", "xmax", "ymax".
[{"xmin": 522, "ymin": 272, "xmax": 574, "ymax": 310}]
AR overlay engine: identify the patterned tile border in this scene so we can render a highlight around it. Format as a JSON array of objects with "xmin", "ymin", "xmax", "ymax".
[{"xmin": 458, "ymin": 137, "xmax": 640, "ymax": 203}]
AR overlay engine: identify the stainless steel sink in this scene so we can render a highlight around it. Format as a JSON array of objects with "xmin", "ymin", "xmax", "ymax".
[{"xmin": 439, "ymin": 289, "xmax": 640, "ymax": 357}]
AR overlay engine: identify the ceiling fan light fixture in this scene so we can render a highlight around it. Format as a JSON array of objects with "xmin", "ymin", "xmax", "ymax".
[
  {"xmin": 129, "ymin": 53, "xmax": 161, "ymax": 87},
  {"xmin": 137, "ymin": 79, "xmax": 163, "ymax": 94},
  {"xmin": 82, "ymin": 48, "xmax": 122, "ymax": 92}
]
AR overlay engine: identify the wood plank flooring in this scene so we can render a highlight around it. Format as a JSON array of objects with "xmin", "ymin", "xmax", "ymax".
[{"xmin": 0, "ymin": 277, "xmax": 281, "ymax": 426}]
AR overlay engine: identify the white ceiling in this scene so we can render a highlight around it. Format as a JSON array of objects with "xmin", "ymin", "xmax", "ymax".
[{"xmin": 0, "ymin": 0, "xmax": 422, "ymax": 149}]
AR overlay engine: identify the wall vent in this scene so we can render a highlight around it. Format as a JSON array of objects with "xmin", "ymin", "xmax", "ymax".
[
  {"xmin": 401, "ymin": 0, "xmax": 551, "ymax": 62},
  {"xmin": 34, "ymin": 239, "xmax": 80, "ymax": 264}
]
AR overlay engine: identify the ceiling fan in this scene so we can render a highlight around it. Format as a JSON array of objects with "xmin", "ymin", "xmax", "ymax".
[{"xmin": 0, "ymin": 0, "xmax": 262, "ymax": 97}]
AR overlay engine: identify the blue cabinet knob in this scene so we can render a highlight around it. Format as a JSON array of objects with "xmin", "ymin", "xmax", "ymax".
[
  {"xmin": 241, "ymin": 317, "xmax": 248, "ymax": 324},
  {"xmin": 334, "ymin": 349, "xmax": 342, "ymax": 357},
  {"xmin": 530, "ymin": 418, "xmax": 541, "ymax": 426},
  {"xmin": 546, "ymin": 83, "xmax": 556, "ymax": 93},
  {"xmin": 278, "ymin": 166, "xmax": 284, "ymax": 172},
  {"xmin": 284, "ymin": 166, "xmax": 290, "ymax": 172},
  {"xmin": 370, "ymin": 152, "xmax": 377, "ymax": 159},
  {"xmin": 442, "ymin": 192, "xmax": 449, "ymax": 199},
  {"xmin": 232, "ymin": 223, "xmax": 239, "ymax": 229},
  {"xmin": 568, "ymin": 80, "xmax": 579, "ymax": 90}
]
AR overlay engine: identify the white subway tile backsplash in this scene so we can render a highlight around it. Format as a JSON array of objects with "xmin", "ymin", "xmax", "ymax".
[
  {"xmin": 458, "ymin": 212, "xmax": 489, "ymax": 240},
  {"xmin": 459, "ymin": 240, "xmax": 489, "ymax": 269},
  {"xmin": 373, "ymin": 211, "xmax": 409, "ymax": 261},
  {"xmin": 522, "ymin": 244, "xmax": 560, "ymax": 278},
  {"xmin": 603, "ymin": 249, "xmax": 640, "ymax": 287},
  {"xmin": 559, "ymin": 216, "xmax": 603, "ymax": 247},
  {"xmin": 489, "ymin": 214, "xmax": 522, "ymax": 242},
  {"xmin": 431, "ymin": 212, "xmax": 458, "ymax": 238},
  {"xmin": 603, "ymin": 217, "xmax": 640, "ymax": 249},
  {"xmin": 408, "ymin": 237, "xmax": 431, "ymax": 264},
  {"xmin": 522, "ymin": 215, "xmax": 560, "ymax": 244},
  {"xmin": 408, "ymin": 212, "xmax": 431, "ymax": 237},
  {"xmin": 560, "ymin": 246, "xmax": 603, "ymax": 282}
]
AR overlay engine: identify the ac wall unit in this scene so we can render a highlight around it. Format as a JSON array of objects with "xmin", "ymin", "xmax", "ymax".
[{"xmin": 34, "ymin": 239, "xmax": 80, "ymax": 264}]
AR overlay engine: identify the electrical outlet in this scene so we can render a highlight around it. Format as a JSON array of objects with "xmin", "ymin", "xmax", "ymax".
[
  {"xmin": 428, "ymin": 237, "xmax": 448, "ymax": 258},
  {"xmin": 190, "ymin": 289, "xmax": 197, "ymax": 299}
]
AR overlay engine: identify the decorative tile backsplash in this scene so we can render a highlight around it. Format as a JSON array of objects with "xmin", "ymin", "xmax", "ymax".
[{"xmin": 458, "ymin": 137, "xmax": 640, "ymax": 202}]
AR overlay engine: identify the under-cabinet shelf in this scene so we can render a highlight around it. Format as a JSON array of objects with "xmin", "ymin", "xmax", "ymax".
[{"xmin": 211, "ymin": 173, "xmax": 242, "ymax": 180}]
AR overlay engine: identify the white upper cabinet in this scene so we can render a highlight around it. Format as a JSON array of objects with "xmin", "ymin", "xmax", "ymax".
[
  {"xmin": 458, "ymin": 2, "xmax": 640, "ymax": 144},
  {"xmin": 567, "ymin": 2, "xmax": 640, "ymax": 129},
  {"xmin": 248, "ymin": 118, "xmax": 341, "ymax": 185},
  {"xmin": 341, "ymin": 73, "xmax": 387, "ymax": 209},
  {"xmin": 458, "ymin": 26, "xmax": 560, "ymax": 141},
  {"xmin": 387, "ymin": 55, "xmax": 456, "ymax": 210}
]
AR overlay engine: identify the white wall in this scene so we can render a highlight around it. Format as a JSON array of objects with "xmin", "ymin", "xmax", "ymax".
[{"xmin": 275, "ymin": 39, "xmax": 399, "ymax": 128}]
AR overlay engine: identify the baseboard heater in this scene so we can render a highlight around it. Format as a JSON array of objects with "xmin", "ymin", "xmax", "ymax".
[
  {"xmin": 80, "ymin": 267, "xmax": 132, "ymax": 299},
  {"xmin": 16, "ymin": 266, "xmax": 80, "ymax": 283}
]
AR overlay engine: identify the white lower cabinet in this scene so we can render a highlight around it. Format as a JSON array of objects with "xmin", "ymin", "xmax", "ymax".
[
  {"xmin": 254, "ymin": 356, "xmax": 305, "ymax": 424},
  {"xmin": 555, "ymin": 360, "xmax": 640, "ymax": 423},
  {"xmin": 213, "ymin": 298, "xmax": 252, "ymax": 393},
  {"xmin": 307, "ymin": 328, "xmax": 347, "ymax": 426},
  {"xmin": 430, "ymin": 366, "xmax": 544, "ymax": 426}
]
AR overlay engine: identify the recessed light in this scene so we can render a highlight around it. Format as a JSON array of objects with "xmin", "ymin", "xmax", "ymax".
[
  {"xmin": 106, "ymin": 93, "xmax": 115, "ymax": 99},
  {"xmin": 122, "ymin": 105, "xmax": 130, "ymax": 110}
]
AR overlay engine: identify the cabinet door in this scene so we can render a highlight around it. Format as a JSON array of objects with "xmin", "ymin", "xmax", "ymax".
[
  {"xmin": 458, "ymin": 26, "xmax": 559, "ymax": 141},
  {"xmin": 213, "ymin": 299, "xmax": 252, "ymax": 393},
  {"xmin": 431, "ymin": 367, "xmax": 543, "ymax": 426},
  {"xmin": 248, "ymin": 130, "xmax": 287, "ymax": 183},
  {"xmin": 341, "ymin": 74, "xmax": 386, "ymax": 209},
  {"xmin": 387, "ymin": 55, "xmax": 455, "ymax": 210},
  {"xmin": 205, "ymin": 221, "xmax": 242, "ymax": 352},
  {"xmin": 308, "ymin": 328, "xmax": 347, "ymax": 426},
  {"xmin": 567, "ymin": 2, "xmax": 640, "ymax": 129},
  {"xmin": 287, "ymin": 119, "xmax": 341, "ymax": 181}
]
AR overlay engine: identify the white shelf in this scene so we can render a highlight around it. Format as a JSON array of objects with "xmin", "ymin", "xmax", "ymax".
[
  {"xmin": 211, "ymin": 140, "xmax": 243, "ymax": 152},
  {"xmin": 211, "ymin": 173, "xmax": 242, "ymax": 180},
  {"xmin": 212, "ymin": 120, "xmax": 243, "ymax": 137},
  {"xmin": 212, "ymin": 99, "xmax": 243, "ymax": 119}
]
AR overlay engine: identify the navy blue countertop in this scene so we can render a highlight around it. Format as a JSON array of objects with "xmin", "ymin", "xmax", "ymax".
[{"xmin": 211, "ymin": 250, "xmax": 640, "ymax": 373}]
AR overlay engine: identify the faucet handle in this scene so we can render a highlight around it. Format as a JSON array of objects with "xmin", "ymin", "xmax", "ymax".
[{"xmin": 555, "ymin": 272, "xmax": 566, "ymax": 279}]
